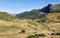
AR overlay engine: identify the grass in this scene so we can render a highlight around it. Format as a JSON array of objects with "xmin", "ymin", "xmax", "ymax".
[
  {"xmin": 27, "ymin": 20, "xmax": 38, "ymax": 26},
  {"xmin": 27, "ymin": 34, "xmax": 46, "ymax": 38},
  {"xmin": 0, "ymin": 25, "xmax": 20, "ymax": 32},
  {"xmin": 0, "ymin": 18, "xmax": 60, "ymax": 38},
  {"xmin": 0, "ymin": 12, "xmax": 16, "ymax": 21}
]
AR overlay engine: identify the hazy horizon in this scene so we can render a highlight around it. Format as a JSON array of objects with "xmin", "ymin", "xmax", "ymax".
[{"xmin": 0, "ymin": 0, "xmax": 60, "ymax": 15}]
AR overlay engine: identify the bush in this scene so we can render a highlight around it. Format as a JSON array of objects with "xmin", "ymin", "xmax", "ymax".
[
  {"xmin": 27, "ymin": 34, "xmax": 46, "ymax": 38},
  {"xmin": 20, "ymin": 30, "xmax": 25, "ymax": 33},
  {"xmin": 38, "ymin": 18, "xmax": 47, "ymax": 23}
]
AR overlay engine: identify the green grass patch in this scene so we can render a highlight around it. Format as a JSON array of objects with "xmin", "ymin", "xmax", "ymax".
[{"xmin": 27, "ymin": 34, "xmax": 46, "ymax": 38}]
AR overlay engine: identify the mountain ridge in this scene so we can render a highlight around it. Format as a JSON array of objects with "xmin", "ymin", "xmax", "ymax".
[
  {"xmin": 0, "ymin": 11, "xmax": 16, "ymax": 21},
  {"xmin": 0, "ymin": 4, "xmax": 60, "ymax": 38},
  {"xmin": 16, "ymin": 4, "xmax": 60, "ymax": 20}
]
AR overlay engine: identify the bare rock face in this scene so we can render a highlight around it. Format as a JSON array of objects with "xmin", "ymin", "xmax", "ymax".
[
  {"xmin": 41, "ymin": 4, "xmax": 60, "ymax": 13},
  {"xmin": 40, "ymin": 4, "xmax": 52, "ymax": 13}
]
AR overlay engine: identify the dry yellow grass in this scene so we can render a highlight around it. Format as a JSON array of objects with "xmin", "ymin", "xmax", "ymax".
[
  {"xmin": 46, "ymin": 13, "xmax": 60, "ymax": 23},
  {"xmin": 0, "ymin": 13, "xmax": 60, "ymax": 38},
  {"xmin": 0, "ymin": 19, "xmax": 52, "ymax": 38}
]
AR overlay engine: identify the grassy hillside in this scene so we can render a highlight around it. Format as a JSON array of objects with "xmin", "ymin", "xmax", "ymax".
[
  {"xmin": 0, "ymin": 12, "xmax": 16, "ymax": 21},
  {"xmin": 35, "ymin": 13, "xmax": 60, "ymax": 23},
  {"xmin": 0, "ymin": 19, "xmax": 52, "ymax": 38},
  {"xmin": 46, "ymin": 13, "xmax": 60, "ymax": 23},
  {"xmin": 16, "ymin": 13, "xmax": 60, "ymax": 23},
  {"xmin": 16, "ymin": 9, "xmax": 42, "ymax": 19},
  {"xmin": 0, "ymin": 19, "xmax": 60, "ymax": 38},
  {"xmin": 0, "ymin": 4, "xmax": 60, "ymax": 38},
  {"xmin": 50, "ymin": 4, "xmax": 60, "ymax": 13},
  {"xmin": 16, "ymin": 4, "xmax": 60, "ymax": 23},
  {"xmin": 0, "ymin": 12, "xmax": 60, "ymax": 38}
]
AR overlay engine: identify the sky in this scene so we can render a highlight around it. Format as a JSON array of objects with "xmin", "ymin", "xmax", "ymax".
[{"xmin": 0, "ymin": 0, "xmax": 60, "ymax": 15}]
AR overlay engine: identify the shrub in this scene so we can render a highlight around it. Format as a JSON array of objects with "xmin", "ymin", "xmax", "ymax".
[
  {"xmin": 27, "ymin": 34, "xmax": 46, "ymax": 38},
  {"xmin": 20, "ymin": 30, "xmax": 25, "ymax": 33},
  {"xmin": 38, "ymin": 18, "xmax": 47, "ymax": 23}
]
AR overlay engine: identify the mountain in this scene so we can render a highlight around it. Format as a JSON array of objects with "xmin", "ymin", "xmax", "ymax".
[
  {"xmin": 0, "ymin": 4, "xmax": 60, "ymax": 38},
  {"xmin": 16, "ymin": 4, "xmax": 60, "ymax": 23},
  {"xmin": 0, "ymin": 12, "xmax": 16, "ymax": 21},
  {"xmin": 0, "ymin": 13, "xmax": 60, "ymax": 38},
  {"xmin": 16, "ymin": 9, "xmax": 44, "ymax": 19},
  {"xmin": 41, "ymin": 4, "xmax": 60, "ymax": 13},
  {"xmin": 36, "ymin": 13, "xmax": 60, "ymax": 23},
  {"xmin": 40, "ymin": 4, "xmax": 51, "ymax": 13},
  {"xmin": 46, "ymin": 13, "xmax": 60, "ymax": 22}
]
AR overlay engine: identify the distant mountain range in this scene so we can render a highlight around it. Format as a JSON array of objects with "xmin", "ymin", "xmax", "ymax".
[
  {"xmin": 0, "ymin": 13, "xmax": 60, "ymax": 38},
  {"xmin": 16, "ymin": 4, "xmax": 60, "ymax": 19},
  {"xmin": 0, "ymin": 4, "xmax": 60, "ymax": 38},
  {"xmin": 0, "ymin": 4, "xmax": 60, "ymax": 22}
]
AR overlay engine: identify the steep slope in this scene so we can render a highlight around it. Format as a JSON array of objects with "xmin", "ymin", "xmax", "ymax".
[
  {"xmin": 47, "ymin": 23, "xmax": 60, "ymax": 33},
  {"xmin": 0, "ymin": 16, "xmax": 60, "ymax": 38},
  {"xmin": 50, "ymin": 4, "xmax": 60, "ymax": 13},
  {"xmin": 16, "ymin": 9, "xmax": 42, "ymax": 19},
  {"xmin": 45, "ymin": 13, "xmax": 60, "ymax": 23},
  {"xmin": 16, "ymin": 4, "xmax": 60, "ymax": 20},
  {"xmin": 0, "ymin": 4, "xmax": 60, "ymax": 38},
  {"xmin": 41, "ymin": 4, "xmax": 60, "ymax": 13},
  {"xmin": 40, "ymin": 4, "xmax": 51, "ymax": 13},
  {"xmin": 0, "ymin": 12, "xmax": 16, "ymax": 21},
  {"xmin": 35, "ymin": 13, "xmax": 60, "ymax": 23},
  {"xmin": 0, "ymin": 19, "xmax": 52, "ymax": 38}
]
